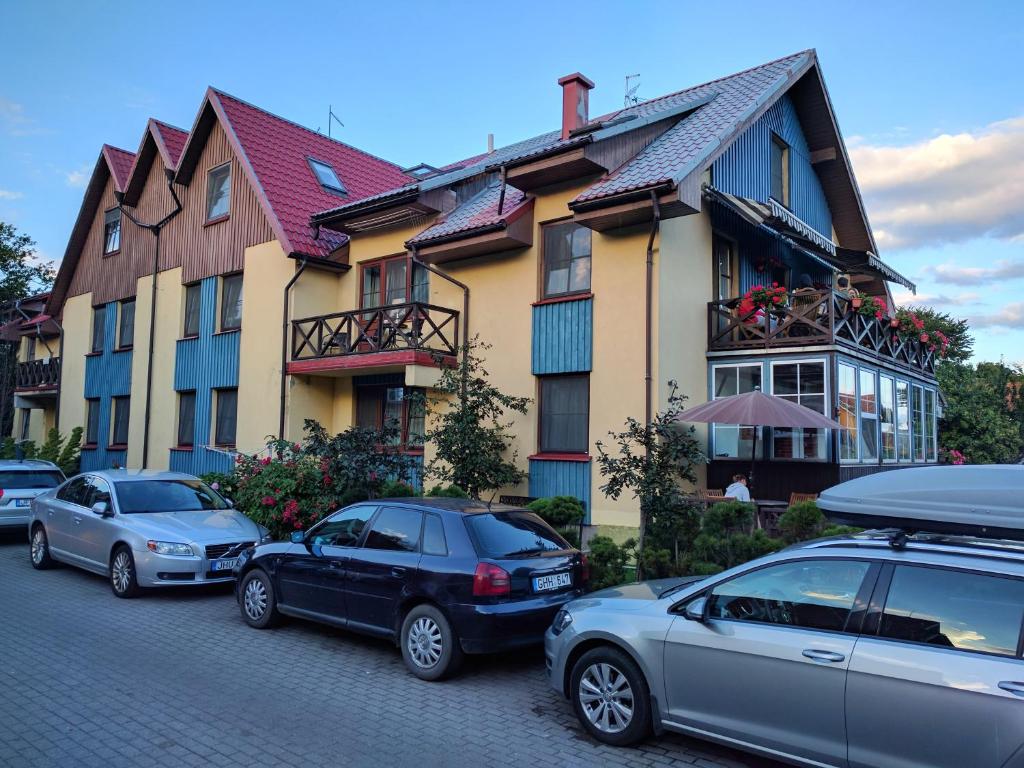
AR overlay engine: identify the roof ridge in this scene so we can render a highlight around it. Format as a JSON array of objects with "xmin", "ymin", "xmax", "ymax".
[
  {"xmin": 209, "ymin": 86, "xmax": 405, "ymax": 172},
  {"xmin": 102, "ymin": 143, "xmax": 135, "ymax": 157}
]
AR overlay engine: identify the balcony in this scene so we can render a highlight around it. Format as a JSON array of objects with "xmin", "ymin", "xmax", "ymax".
[
  {"xmin": 708, "ymin": 291, "xmax": 937, "ymax": 376},
  {"xmin": 15, "ymin": 358, "xmax": 61, "ymax": 392},
  {"xmin": 289, "ymin": 301, "xmax": 459, "ymax": 374}
]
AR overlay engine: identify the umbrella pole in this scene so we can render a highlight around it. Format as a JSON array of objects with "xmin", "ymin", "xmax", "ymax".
[{"xmin": 750, "ymin": 425, "xmax": 760, "ymax": 531}]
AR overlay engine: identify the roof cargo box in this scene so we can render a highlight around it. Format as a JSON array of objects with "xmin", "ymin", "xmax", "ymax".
[{"xmin": 818, "ymin": 465, "xmax": 1024, "ymax": 541}]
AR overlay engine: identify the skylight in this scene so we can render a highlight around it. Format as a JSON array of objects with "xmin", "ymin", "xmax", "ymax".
[{"xmin": 308, "ymin": 158, "xmax": 347, "ymax": 195}]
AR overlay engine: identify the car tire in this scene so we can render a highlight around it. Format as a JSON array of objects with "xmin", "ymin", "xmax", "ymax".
[
  {"xmin": 570, "ymin": 646, "xmax": 652, "ymax": 746},
  {"xmin": 29, "ymin": 525, "xmax": 55, "ymax": 570},
  {"xmin": 400, "ymin": 604, "xmax": 463, "ymax": 681},
  {"xmin": 239, "ymin": 569, "xmax": 281, "ymax": 629},
  {"xmin": 109, "ymin": 545, "xmax": 142, "ymax": 599}
]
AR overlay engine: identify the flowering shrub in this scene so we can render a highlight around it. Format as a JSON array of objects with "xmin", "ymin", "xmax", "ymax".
[
  {"xmin": 737, "ymin": 283, "xmax": 787, "ymax": 323},
  {"xmin": 856, "ymin": 294, "xmax": 888, "ymax": 320},
  {"xmin": 893, "ymin": 308, "xmax": 950, "ymax": 357},
  {"xmin": 940, "ymin": 447, "xmax": 967, "ymax": 465}
]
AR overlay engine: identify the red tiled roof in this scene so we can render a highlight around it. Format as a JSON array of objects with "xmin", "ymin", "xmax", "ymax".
[
  {"xmin": 102, "ymin": 145, "xmax": 136, "ymax": 192},
  {"xmin": 211, "ymin": 89, "xmax": 411, "ymax": 258},
  {"xmin": 409, "ymin": 183, "xmax": 529, "ymax": 244},
  {"xmin": 152, "ymin": 120, "xmax": 188, "ymax": 166}
]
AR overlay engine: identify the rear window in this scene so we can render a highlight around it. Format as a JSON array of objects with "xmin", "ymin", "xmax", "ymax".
[
  {"xmin": 0, "ymin": 470, "xmax": 64, "ymax": 489},
  {"xmin": 465, "ymin": 511, "xmax": 569, "ymax": 558}
]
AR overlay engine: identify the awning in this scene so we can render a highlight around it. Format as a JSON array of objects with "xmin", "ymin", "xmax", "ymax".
[{"xmin": 834, "ymin": 247, "xmax": 916, "ymax": 292}]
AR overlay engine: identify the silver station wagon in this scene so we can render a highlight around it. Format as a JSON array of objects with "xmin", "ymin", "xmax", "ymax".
[
  {"xmin": 0, "ymin": 459, "xmax": 66, "ymax": 532},
  {"xmin": 545, "ymin": 466, "xmax": 1024, "ymax": 768},
  {"xmin": 28, "ymin": 470, "xmax": 270, "ymax": 598}
]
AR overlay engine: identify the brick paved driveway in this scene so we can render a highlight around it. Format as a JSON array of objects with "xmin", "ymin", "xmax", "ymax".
[{"xmin": 0, "ymin": 534, "xmax": 784, "ymax": 768}]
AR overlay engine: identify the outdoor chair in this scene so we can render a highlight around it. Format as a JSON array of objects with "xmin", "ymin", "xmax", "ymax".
[{"xmin": 788, "ymin": 492, "xmax": 819, "ymax": 507}]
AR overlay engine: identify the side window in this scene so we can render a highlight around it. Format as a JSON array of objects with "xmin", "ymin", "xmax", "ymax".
[
  {"xmin": 310, "ymin": 506, "xmax": 376, "ymax": 548},
  {"xmin": 879, "ymin": 566, "xmax": 1024, "ymax": 657},
  {"xmin": 422, "ymin": 514, "xmax": 448, "ymax": 557},
  {"xmin": 57, "ymin": 477, "xmax": 87, "ymax": 505},
  {"xmin": 363, "ymin": 507, "xmax": 423, "ymax": 553},
  {"xmin": 708, "ymin": 559, "xmax": 871, "ymax": 633},
  {"xmin": 83, "ymin": 477, "xmax": 112, "ymax": 509}
]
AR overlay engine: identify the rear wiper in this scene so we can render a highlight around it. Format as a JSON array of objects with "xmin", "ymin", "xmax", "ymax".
[{"xmin": 502, "ymin": 547, "xmax": 548, "ymax": 557}]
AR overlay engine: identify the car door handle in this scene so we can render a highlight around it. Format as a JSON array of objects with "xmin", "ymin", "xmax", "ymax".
[
  {"xmin": 72, "ymin": 516, "xmax": 82, "ymax": 525},
  {"xmin": 47, "ymin": 510, "xmax": 54, "ymax": 517},
  {"xmin": 391, "ymin": 567, "xmax": 407, "ymax": 578},
  {"xmin": 328, "ymin": 560, "xmax": 343, "ymax": 569},
  {"xmin": 999, "ymin": 681, "xmax": 1024, "ymax": 696},
  {"xmin": 802, "ymin": 649, "xmax": 846, "ymax": 663}
]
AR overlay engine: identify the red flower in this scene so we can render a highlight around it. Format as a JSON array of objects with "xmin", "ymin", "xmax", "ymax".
[
  {"xmin": 771, "ymin": 282, "xmax": 778, "ymax": 288},
  {"xmin": 293, "ymin": 443, "xmax": 302, "ymax": 452},
  {"xmin": 261, "ymin": 456, "xmax": 271, "ymax": 466},
  {"xmin": 920, "ymin": 332, "xmax": 929, "ymax": 343},
  {"xmin": 874, "ymin": 310, "xmax": 883, "ymax": 319},
  {"xmin": 261, "ymin": 495, "xmax": 276, "ymax": 507}
]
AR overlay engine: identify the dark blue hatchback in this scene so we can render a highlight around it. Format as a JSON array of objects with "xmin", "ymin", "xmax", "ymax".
[{"xmin": 234, "ymin": 498, "xmax": 587, "ymax": 679}]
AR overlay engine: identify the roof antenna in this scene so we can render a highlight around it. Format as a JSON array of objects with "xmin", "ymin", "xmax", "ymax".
[
  {"xmin": 624, "ymin": 74, "xmax": 641, "ymax": 107},
  {"xmin": 327, "ymin": 105, "xmax": 345, "ymax": 139}
]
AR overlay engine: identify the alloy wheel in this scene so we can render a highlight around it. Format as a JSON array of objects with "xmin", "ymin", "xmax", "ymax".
[
  {"xmin": 111, "ymin": 551, "xmax": 133, "ymax": 594},
  {"xmin": 243, "ymin": 577, "xmax": 268, "ymax": 621},
  {"xmin": 579, "ymin": 662, "xmax": 634, "ymax": 734},
  {"xmin": 406, "ymin": 616, "xmax": 443, "ymax": 669},
  {"xmin": 30, "ymin": 530, "xmax": 46, "ymax": 565}
]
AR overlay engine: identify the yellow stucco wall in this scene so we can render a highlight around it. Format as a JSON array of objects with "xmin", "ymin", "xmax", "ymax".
[{"xmin": 57, "ymin": 293, "xmax": 92, "ymax": 436}]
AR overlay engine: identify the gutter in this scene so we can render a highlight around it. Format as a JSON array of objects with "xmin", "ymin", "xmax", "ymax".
[
  {"xmin": 279, "ymin": 257, "xmax": 309, "ymax": 440},
  {"xmin": 569, "ymin": 182, "xmax": 674, "ymax": 213},
  {"xmin": 645, "ymin": 190, "xmax": 661, "ymax": 427}
]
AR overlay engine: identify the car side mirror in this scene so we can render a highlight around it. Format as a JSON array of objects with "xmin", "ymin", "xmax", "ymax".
[
  {"xmin": 290, "ymin": 530, "xmax": 305, "ymax": 544},
  {"xmin": 684, "ymin": 596, "xmax": 708, "ymax": 622},
  {"xmin": 92, "ymin": 501, "xmax": 113, "ymax": 518}
]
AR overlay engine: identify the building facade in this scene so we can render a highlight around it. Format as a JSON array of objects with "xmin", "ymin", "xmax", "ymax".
[{"xmin": 28, "ymin": 50, "xmax": 940, "ymax": 526}]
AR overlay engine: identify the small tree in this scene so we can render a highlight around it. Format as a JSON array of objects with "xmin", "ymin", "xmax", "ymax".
[
  {"xmin": 595, "ymin": 381, "xmax": 706, "ymax": 578},
  {"xmin": 423, "ymin": 337, "xmax": 530, "ymax": 499}
]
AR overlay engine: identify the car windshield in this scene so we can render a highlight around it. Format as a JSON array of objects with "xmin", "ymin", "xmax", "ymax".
[
  {"xmin": 114, "ymin": 479, "xmax": 229, "ymax": 514},
  {"xmin": 465, "ymin": 511, "xmax": 569, "ymax": 558},
  {"xmin": 0, "ymin": 470, "xmax": 64, "ymax": 489}
]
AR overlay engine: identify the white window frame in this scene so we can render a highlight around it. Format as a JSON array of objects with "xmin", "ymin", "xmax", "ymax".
[
  {"xmin": 912, "ymin": 384, "xmax": 926, "ymax": 463},
  {"xmin": 768, "ymin": 358, "xmax": 829, "ymax": 462},
  {"xmin": 858, "ymin": 368, "xmax": 880, "ymax": 464},
  {"xmin": 895, "ymin": 378, "xmax": 912, "ymax": 463},
  {"xmin": 205, "ymin": 162, "xmax": 232, "ymax": 221},
  {"xmin": 837, "ymin": 360, "xmax": 859, "ymax": 463},
  {"xmin": 879, "ymin": 374, "xmax": 897, "ymax": 464},
  {"xmin": 709, "ymin": 362, "xmax": 765, "ymax": 460}
]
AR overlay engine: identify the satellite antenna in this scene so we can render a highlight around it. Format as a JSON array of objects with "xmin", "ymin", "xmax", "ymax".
[
  {"xmin": 624, "ymin": 74, "xmax": 641, "ymax": 107},
  {"xmin": 327, "ymin": 105, "xmax": 345, "ymax": 139}
]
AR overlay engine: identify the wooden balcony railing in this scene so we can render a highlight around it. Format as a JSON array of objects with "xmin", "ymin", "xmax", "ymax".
[
  {"xmin": 16, "ymin": 358, "xmax": 61, "ymax": 390},
  {"xmin": 292, "ymin": 302, "xmax": 459, "ymax": 362},
  {"xmin": 708, "ymin": 290, "xmax": 936, "ymax": 375}
]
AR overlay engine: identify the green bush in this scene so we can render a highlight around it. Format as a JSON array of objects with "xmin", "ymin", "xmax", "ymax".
[
  {"xmin": 379, "ymin": 479, "xmax": 417, "ymax": 498},
  {"xmin": 425, "ymin": 484, "xmax": 469, "ymax": 498},
  {"xmin": 199, "ymin": 471, "xmax": 239, "ymax": 500},
  {"xmin": 56, "ymin": 427, "xmax": 83, "ymax": 475},
  {"xmin": 778, "ymin": 500, "xmax": 861, "ymax": 544},
  {"xmin": 587, "ymin": 535, "xmax": 636, "ymax": 590},
  {"xmin": 0, "ymin": 437, "xmax": 14, "ymax": 459},
  {"xmin": 528, "ymin": 496, "xmax": 585, "ymax": 546}
]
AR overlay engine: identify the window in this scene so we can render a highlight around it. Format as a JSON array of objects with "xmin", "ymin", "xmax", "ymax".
[
  {"xmin": 220, "ymin": 274, "xmax": 243, "ymax": 331},
  {"xmin": 91, "ymin": 305, "xmax": 106, "ymax": 353},
  {"xmin": 360, "ymin": 255, "xmax": 429, "ymax": 309},
  {"xmin": 57, "ymin": 476, "xmax": 88, "ymax": 505},
  {"xmin": 770, "ymin": 134, "xmax": 790, "ymax": 206},
  {"xmin": 838, "ymin": 362, "xmax": 858, "ymax": 461},
  {"xmin": 859, "ymin": 369, "xmax": 878, "ymax": 462},
  {"xmin": 708, "ymin": 559, "xmax": 871, "ymax": 633},
  {"xmin": 177, "ymin": 391, "xmax": 196, "ymax": 447},
  {"xmin": 118, "ymin": 299, "xmax": 135, "ymax": 349},
  {"xmin": 896, "ymin": 380, "xmax": 911, "ymax": 461},
  {"xmin": 539, "ymin": 374, "xmax": 589, "ymax": 454},
  {"xmin": 214, "ymin": 388, "xmax": 238, "ymax": 447},
  {"xmin": 115, "ymin": 479, "xmax": 229, "ymax": 514},
  {"xmin": 542, "ymin": 221, "xmax": 591, "ymax": 298},
  {"xmin": 308, "ymin": 506, "xmax": 376, "ymax": 547},
  {"xmin": 18, "ymin": 409, "xmax": 30, "ymax": 441},
  {"xmin": 183, "ymin": 283, "xmax": 201, "ymax": 337},
  {"xmin": 25, "ymin": 337, "xmax": 36, "ymax": 361},
  {"xmin": 111, "ymin": 396, "xmax": 130, "ymax": 446},
  {"xmin": 308, "ymin": 158, "xmax": 347, "ymax": 195},
  {"xmin": 912, "ymin": 385, "xmax": 925, "ymax": 461},
  {"xmin": 879, "ymin": 566, "xmax": 1024, "ymax": 657},
  {"xmin": 0, "ymin": 470, "xmax": 63, "ymax": 489},
  {"xmin": 924, "ymin": 389, "xmax": 937, "ymax": 462},
  {"xmin": 422, "ymin": 514, "xmax": 448, "ymax": 556},
  {"xmin": 355, "ymin": 383, "xmax": 423, "ymax": 448},
  {"xmin": 363, "ymin": 507, "xmax": 424, "ymax": 552},
  {"xmin": 82, "ymin": 476, "xmax": 111, "ymax": 509},
  {"xmin": 205, "ymin": 162, "xmax": 231, "ymax": 220},
  {"xmin": 712, "ymin": 364, "xmax": 763, "ymax": 459},
  {"xmin": 465, "ymin": 512, "xmax": 569, "ymax": 558},
  {"xmin": 103, "ymin": 208, "xmax": 121, "ymax": 255},
  {"xmin": 880, "ymin": 375, "xmax": 896, "ymax": 462},
  {"xmin": 771, "ymin": 362, "xmax": 826, "ymax": 460},
  {"xmin": 86, "ymin": 398, "xmax": 101, "ymax": 445}
]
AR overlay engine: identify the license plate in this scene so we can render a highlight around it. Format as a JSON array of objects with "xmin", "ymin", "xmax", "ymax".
[
  {"xmin": 15, "ymin": 499, "xmax": 31, "ymax": 508},
  {"xmin": 211, "ymin": 558, "xmax": 237, "ymax": 572},
  {"xmin": 533, "ymin": 572, "xmax": 571, "ymax": 592}
]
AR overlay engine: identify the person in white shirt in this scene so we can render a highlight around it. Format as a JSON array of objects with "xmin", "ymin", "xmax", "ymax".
[{"xmin": 725, "ymin": 474, "xmax": 752, "ymax": 503}]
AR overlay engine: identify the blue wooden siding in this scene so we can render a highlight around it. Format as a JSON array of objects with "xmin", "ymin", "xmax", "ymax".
[
  {"xmin": 712, "ymin": 94, "xmax": 832, "ymax": 239},
  {"xmin": 528, "ymin": 459, "xmax": 591, "ymax": 522},
  {"xmin": 171, "ymin": 276, "xmax": 241, "ymax": 476},
  {"xmin": 532, "ymin": 297, "xmax": 593, "ymax": 375},
  {"xmin": 81, "ymin": 302, "xmax": 132, "ymax": 471}
]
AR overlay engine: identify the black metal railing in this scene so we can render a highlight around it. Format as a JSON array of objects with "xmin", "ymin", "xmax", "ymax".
[
  {"xmin": 292, "ymin": 302, "xmax": 459, "ymax": 361},
  {"xmin": 16, "ymin": 358, "xmax": 60, "ymax": 389},
  {"xmin": 708, "ymin": 290, "xmax": 936, "ymax": 375}
]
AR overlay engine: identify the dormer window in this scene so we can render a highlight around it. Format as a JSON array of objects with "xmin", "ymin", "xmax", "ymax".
[
  {"xmin": 205, "ymin": 162, "xmax": 231, "ymax": 221},
  {"xmin": 770, "ymin": 134, "xmax": 790, "ymax": 207},
  {"xmin": 308, "ymin": 158, "xmax": 347, "ymax": 195},
  {"xmin": 103, "ymin": 208, "xmax": 121, "ymax": 255}
]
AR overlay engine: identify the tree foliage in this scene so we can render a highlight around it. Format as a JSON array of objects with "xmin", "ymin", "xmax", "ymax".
[
  {"xmin": 938, "ymin": 361, "xmax": 1023, "ymax": 464},
  {"xmin": 897, "ymin": 305, "xmax": 973, "ymax": 365},
  {"xmin": 423, "ymin": 337, "xmax": 531, "ymax": 499},
  {"xmin": 0, "ymin": 223, "xmax": 55, "ymax": 303}
]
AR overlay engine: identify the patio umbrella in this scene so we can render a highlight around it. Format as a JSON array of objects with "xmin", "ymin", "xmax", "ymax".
[{"xmin": 676, "ymin": 389, "xmax": 843, "ymax": 490}]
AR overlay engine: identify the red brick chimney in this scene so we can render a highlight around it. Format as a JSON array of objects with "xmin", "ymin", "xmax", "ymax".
[{"xmin": 558, "ymin": 72, "xmax": 595, "ymax": 140}]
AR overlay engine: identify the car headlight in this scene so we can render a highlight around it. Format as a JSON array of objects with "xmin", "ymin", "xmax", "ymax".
[
  {"xmin": 551, "ymin": 608, "xmax": 573, "ymax": 636},
  {"xmin": 257, "ymin": 524, "xmax": 273, "ymax": 544},
  {"xmin": 146, "ymin": 540, "xmax": 194, "ymax": 556}
]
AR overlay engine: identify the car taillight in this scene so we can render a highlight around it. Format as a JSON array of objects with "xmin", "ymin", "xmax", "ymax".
[
  {"xmin": 580, "ymin": 553, "xmax": 590, "ymax": 585},
  {"xmin": 473, "ymin": 562, "xmax": 510, "ymax": 597}
]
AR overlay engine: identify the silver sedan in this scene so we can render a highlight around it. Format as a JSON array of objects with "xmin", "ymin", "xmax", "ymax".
[{"xmin": 28, "ymin": 470, "xmax": 270, "ymax": 598}]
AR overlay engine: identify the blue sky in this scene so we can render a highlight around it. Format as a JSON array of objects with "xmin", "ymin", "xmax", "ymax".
[{"xmin": 1, "ymin": 0, "xmax": 1021, "ymax": 363}]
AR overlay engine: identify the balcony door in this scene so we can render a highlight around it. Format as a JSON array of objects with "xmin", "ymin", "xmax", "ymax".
[
  {"xmin": 713, "ymin": 235, "xmax": 737, "ymax": 336},
  {"xmin": 360, "ymin": 255, "xmax": 429, "ymax": 311}
]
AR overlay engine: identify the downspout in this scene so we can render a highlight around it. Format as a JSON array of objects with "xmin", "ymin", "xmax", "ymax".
[
  {"xmin": 637, "ymin": 190, "xmax": 661, "ymax": 581},
  {"xmin": 409, "ymin": 246, "xmax": 470, "ymax": 400},
  {"xmin": 117, "ymin": 170, "xmax": 182, "ymax": 468},
  {"xmin": 279, "ymin": 256, "xmax": 308, "ymax": 440}
]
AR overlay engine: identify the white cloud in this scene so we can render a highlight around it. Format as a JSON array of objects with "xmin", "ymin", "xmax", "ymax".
[
  {"xmin": 892, "ymin": 290, "xmax": 980, "ymax": 306},
  {"xmin": 970, "ymin": 302, "xmax": 1024, "ymax": 329},
  {"xmin": 65, "ymin": 162, "xmax": 92, "ymax": 188},
  {"xmin": 925, "ymin": 259, "xmax": 1024, "ymax": 286},
  {"xmin": 0, "ymin": 189, "xmax": 23, "ymax": 200},
  {"xmin": 850, "ymin": 116, "xmax": 1024, "ymax": 250}
]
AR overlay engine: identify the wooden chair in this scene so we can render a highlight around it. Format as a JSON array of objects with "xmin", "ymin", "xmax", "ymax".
[{"xmin": 788, "ymin": 492, "xmax": 819, "ymax": 507}]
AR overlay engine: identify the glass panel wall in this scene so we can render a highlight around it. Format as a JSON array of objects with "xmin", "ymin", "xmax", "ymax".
[
  {"xmin": 880, "ymin": 375, "xmax": 896, "ymax": 462},
  {"xmin": 771, "ymin": 361, "xmax": 826, "ymax": 460},
  {"xmin": 711, "ymin": 364, "xmax": 762, "ymax": 459},
  {"xmin": 838, "ymin": 362, "xmax": 858, "ymax": 461},
  {"xmin": 896, "ymin": 380, "xmax": 911, "ymax": 461}
]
